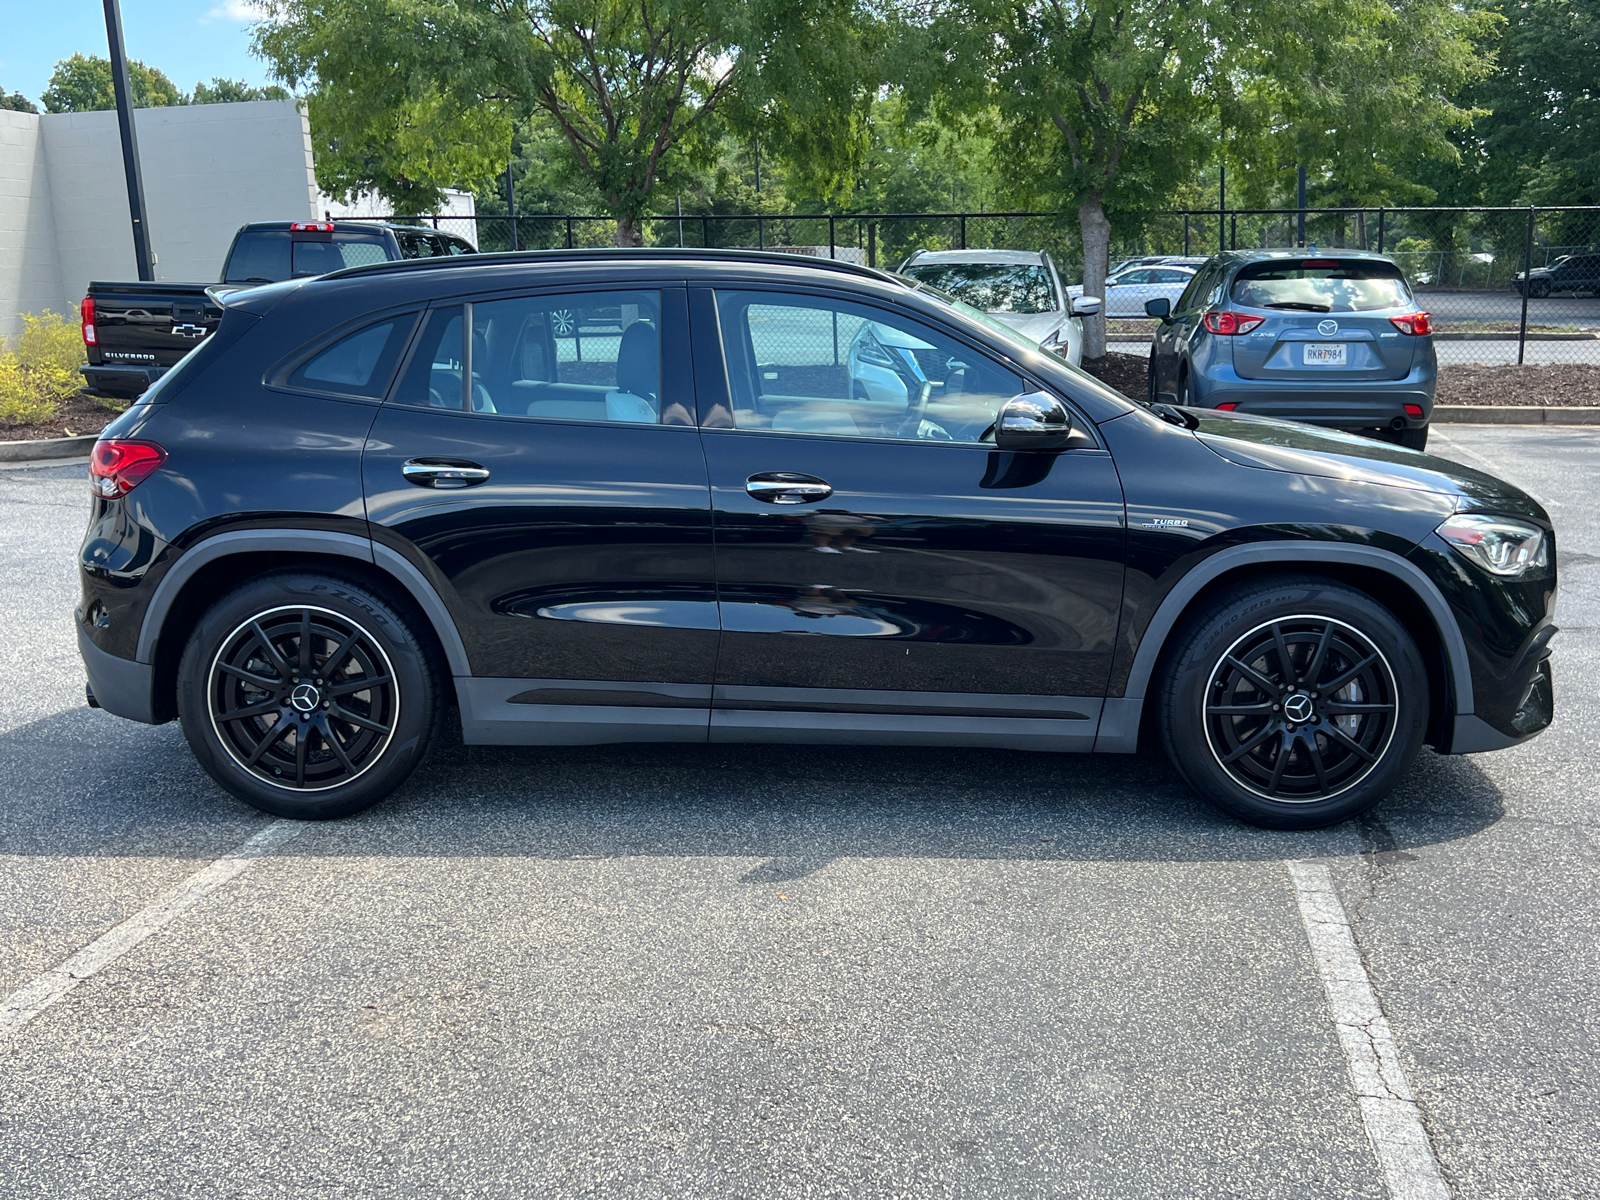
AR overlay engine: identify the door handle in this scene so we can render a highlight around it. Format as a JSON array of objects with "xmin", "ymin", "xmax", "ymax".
[
  {"xmin": 745, "ymin": 472, "xmax": 833, "ymax": 504},
  {"xmin": 402, "ymin": 458, "xmax": 491, "ymax": 489}
]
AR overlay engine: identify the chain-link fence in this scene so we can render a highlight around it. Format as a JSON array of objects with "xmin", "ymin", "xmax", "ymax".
[{"xmin": 379, "ymin": 206, "xmax": 1600, "ymax": 404}]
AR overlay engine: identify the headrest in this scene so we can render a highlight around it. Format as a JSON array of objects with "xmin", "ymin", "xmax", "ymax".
[{"xmin": 616, "ymin": 321, "xmax": 658, "ymax": 400}]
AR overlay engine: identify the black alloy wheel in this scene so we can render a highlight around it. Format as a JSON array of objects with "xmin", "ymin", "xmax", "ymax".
[
  {"xmin": 208, "ymin": 606, "xmax": 397, "ymax": 791},
  {"xmin": 1203, "ymin": 616, "xmax": 1397, "ymax": 803},
  {"xmin": 178, "ymin": 573, "xmax": 440, "ymax": 819},
  {"xmin": 1158, "ymin": 577, "xmax": 1428, "ymax": 829}
]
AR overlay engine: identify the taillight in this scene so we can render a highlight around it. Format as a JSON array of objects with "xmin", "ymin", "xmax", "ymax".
[
  {"xmin": 1201, "ymin": 311, "xmax": 1265, "ymax": 336},
  {"xmin": 1404, "ymin": 403, "xmax": 1424, "ymax": 418},
  {"xmin": 1216, "ymin": 402, "xmax": 1239, "ymax": 411},
  {"xmin": 90, "ymin": 440, "xmax": 166, "ymax": 498},
  {"xmin": 1390, "ymin": 312, "xmax": 1433, "ymax": 336},
  {"xmin": 81, "ymin": 295, "xmax": 96, "ymax": 345},
  {"xmin": 290, "ymin": 222, "xmax": 335, "ymax": 232}
]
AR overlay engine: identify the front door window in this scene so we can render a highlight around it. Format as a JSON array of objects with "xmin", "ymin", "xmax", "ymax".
[{"xmin": 714, "ymin": 291, "xmax": 1023, "ymax": 444}]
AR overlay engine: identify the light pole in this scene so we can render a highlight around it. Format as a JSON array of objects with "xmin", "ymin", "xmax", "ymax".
[{"xmin": 103, "ymin": 0, "xmax": 154, "ymax": 281}]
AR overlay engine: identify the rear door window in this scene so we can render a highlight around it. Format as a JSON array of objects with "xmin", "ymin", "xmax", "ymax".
[
  {"xmin": 392, "ymin": 291, "xmax": 682, "ymax": 424},
  {"xmin": 1232, "ymin": 259, "xmax": 1413, "ymax": 312}
]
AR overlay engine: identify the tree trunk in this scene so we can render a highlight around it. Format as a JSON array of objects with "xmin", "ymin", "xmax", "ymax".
[
  {"xmin": 615, "ymin": 215, "xmax": 644, "ymax": 247},
  {"xmin": 1077, "ymin": 193, "xmax": 1111, "ymax": 360}
]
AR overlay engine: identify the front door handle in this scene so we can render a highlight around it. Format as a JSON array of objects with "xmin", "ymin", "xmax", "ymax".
[
  {"xmin": 746, "ymin": 472, "xmax": 833, "ymax": 505},
  {"xmin": 402, "ymin": 458, "xmax": 491, "ymax": 489}
]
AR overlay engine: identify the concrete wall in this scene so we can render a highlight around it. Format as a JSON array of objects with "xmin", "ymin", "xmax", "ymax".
[
  {"xmin": 0, "ymin": 99, "xmax": 317, "ymax": 338},
  {"xmin": 0, "ymin": 110, "xmax": 67, "ymax": 331}
]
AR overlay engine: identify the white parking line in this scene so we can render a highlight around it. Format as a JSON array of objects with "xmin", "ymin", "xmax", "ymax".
[
  {"xmin": 1286, "ymin": 860, "xmax": 1452, "ymax": 1200},
  {"xmin": 0, "ymin": 821, "xmax": 304, "ymax": 1040}
]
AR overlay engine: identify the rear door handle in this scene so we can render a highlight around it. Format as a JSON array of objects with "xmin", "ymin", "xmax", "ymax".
[
  {"xmin": 402, "ymin": 458, "xmax": 491, "ymax": 489},
  {"xmin": 746, "ymin": 472, "xmax": 833, "ymax": 504}
]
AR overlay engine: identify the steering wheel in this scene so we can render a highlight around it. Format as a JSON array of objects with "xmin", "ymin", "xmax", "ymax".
[{"xmin": 896, "ymin": 380, "xmax": 934, "ymax": 439}]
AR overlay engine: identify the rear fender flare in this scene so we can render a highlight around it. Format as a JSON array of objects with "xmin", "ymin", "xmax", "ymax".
[{"xmin": 136, "ymin": 528, "xmax": 470, "ymax": 676}]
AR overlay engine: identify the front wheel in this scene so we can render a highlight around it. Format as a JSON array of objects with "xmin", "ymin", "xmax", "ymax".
[
  {"xmin": 1156, "ymin": 577, "xmax": 1428, "ymax": 829},
  {"xmin": 177, "ymin": 572, "xmax": 441, "ymax": 819},
  {"xmin": 1529, "ymin": 279, "xmax": 1552, "ymax": 299}
]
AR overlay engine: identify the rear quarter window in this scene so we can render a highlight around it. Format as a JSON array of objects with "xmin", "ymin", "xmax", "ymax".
[{"xmin": 282, "ymin": 315, "xmax": 417, "ymax": 398}]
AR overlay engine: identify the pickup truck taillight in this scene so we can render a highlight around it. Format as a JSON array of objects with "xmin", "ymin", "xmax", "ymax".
[
  {"xmin": 81, "ymin": 295, "xmax": 96, "ymax": 345},
  {"xmin": 90, "ymin": 440, "xmax": 166, "ymax": 499}
]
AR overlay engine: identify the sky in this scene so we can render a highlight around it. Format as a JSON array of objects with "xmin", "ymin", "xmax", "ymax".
[{"xmin": 0, "ymin": 0, "xmax": 279, "ymax": 106}]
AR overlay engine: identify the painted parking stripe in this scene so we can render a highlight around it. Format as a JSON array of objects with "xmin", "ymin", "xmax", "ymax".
[
  {"xmin": 0, "ymin": 821, "xmax": 304, "ymax": 1040},
  {"xmin": 1286, "ymin": 860, "xmax": 1451, "ymax": 1200}
]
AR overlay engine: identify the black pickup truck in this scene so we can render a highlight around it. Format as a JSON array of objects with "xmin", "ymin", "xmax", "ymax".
[{"xmin": 81, "ymin": 221, "xmax": 475, "ymax": 397}]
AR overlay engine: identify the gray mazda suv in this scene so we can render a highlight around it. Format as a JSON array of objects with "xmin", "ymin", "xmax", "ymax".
[{"xmin": 1146, "ymin": 249, "xmax": 1438, "ymax": 449}]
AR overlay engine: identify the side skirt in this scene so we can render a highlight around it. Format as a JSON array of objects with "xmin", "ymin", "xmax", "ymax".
[{"xmin": 456, "ymin": 679, "xmax": 1106, "ymax": 752}]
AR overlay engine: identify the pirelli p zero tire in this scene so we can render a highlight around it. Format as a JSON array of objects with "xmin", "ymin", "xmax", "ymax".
[
  {"xmin": 1156, "ymin": 577, "xmax": 1429, "ymax": 830},
  {"xmin": 177, "ymin": 572, "xmax": 441, "ymax": 820}
]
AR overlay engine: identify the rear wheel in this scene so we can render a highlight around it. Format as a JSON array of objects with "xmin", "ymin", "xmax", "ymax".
[
  {"xmin": 1156, "ymin": 577, "xmax": 1428, "ymax": 829},
  {"xmin": 1394, "ymin": 426, "xmax": 1429, "ymax": 451},
  {"xmin": 177, "ymin": 572, "xmax": 441, "ymax": 819}
]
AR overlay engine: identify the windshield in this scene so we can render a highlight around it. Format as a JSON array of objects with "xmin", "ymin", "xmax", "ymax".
[
  {"xmin": 901, "ymin": 262, "xmax": 1058, "ymax": 314},
  {"xmin": 1231, "ymin": 260, "xmax": 1414, "ymax": 313}
]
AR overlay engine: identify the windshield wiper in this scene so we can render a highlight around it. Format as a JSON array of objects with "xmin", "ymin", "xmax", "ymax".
[{"xmin": 1262, "ymin": 302, "xmax": 1331, "ymax": 312}]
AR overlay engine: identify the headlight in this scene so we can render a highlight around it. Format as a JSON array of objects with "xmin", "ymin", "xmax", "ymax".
[
  {"xmin": 1436, "ymin": 513, "xmax": 1549, "ymax": 576},
  {"xmin": 1039, "ymin": 327, "xmax": 1070, "ymax": 353}
]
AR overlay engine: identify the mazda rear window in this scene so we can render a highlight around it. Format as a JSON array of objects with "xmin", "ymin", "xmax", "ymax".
[
  {"xmin": 1231, "ymin": 260, "xmax": 1413, "ymax": 313},
  {"xmin": 900, "ymin": 263, "xmax": 1057, "ymax": 314}
]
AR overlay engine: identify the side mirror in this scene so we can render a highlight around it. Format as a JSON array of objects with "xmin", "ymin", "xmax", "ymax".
[
  {"xmin": 995, "ymin": 391, "xmax": 1073, "ymax": 451},
  {"xmin": 1145, "ymin": 298, "xmax": 1171, "ymax": 320},
  {"xmin": 1070, "ymin": 295, "xmax": 1102, "ymax": 316}
]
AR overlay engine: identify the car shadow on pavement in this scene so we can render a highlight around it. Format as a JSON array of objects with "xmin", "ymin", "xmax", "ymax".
[{"xmin": 0, "ymin": 705, "xmax": 1505, "ymax": 866}]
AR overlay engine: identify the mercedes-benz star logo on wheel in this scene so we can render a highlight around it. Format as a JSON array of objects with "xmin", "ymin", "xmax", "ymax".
[
  {"xmin": 1317, "ymin": 319, "xmax": 1339, "ymax": 336},
  {"xmin": 290, "ymin": 683, "xmax": 322, "ymax": 713},
  {"xmin": 1283, "ymin": 693, "xmax": 1316, "ymax": 723}
]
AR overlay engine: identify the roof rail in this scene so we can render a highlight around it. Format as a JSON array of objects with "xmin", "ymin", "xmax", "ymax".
[{"xmin": 323, "ymin": 245, "xmax": 900, "ymax": 285}]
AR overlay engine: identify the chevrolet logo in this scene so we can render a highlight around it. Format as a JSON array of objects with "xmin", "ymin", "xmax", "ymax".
[{"xmin": 171, "ymin": 323, "xmax": 208, "ymax": 339}]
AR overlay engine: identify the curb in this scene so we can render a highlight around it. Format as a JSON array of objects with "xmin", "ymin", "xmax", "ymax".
[
  {"xmin": 1433, "ymin": 405, "xmax": 1600, "ymax": 425},
  {"xmin": 0, "ymin": 434, "xmax": 98, "ymax": 463}
]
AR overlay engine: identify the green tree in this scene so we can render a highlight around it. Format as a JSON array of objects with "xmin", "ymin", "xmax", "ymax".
[
  {"xmin": 41, "ymin": 54, "xmax": 184, "ymax": 113},
  {"xmin": 1476, "ymin": 0, "xmax": 1598, "ymax": 204},
  {"xmin": 253, "ymin": 0, "xmax": 879, "ymax": 244},
  {"xmin": 0, "ymin": 89, "xmax": 38, "ymax": 114},
  {"xmin": 905, "ymin": 0, "xmax": 1492, "ymax": 357},
  {"xmin": 189, "ymin": 78, "xmax": 291, "ymax": 105}
]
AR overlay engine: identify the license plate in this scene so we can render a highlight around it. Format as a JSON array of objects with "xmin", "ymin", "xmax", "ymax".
[{"xmin": 1304, "ymin": 343, "xmax": 1347, "ymax": 366}]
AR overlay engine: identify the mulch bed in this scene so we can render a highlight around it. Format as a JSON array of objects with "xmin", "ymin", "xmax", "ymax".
[
  {"xmin": 1079, "ymin": 354, "xmax": 1600, "ymax": 407},
  {"xmin": 1435, "ymin": 365, "xmax": 1600, "ymax": 407},
  {"xmin": 1079, "ymin": 353, "xmax": 1148, "ymax": 400},
  {"xmin": 0, "ymin": 391, "xmax": 125, "ymax": 442}
]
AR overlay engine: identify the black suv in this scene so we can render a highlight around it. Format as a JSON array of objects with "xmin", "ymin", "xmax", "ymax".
[
  {"xmin": 78, "ymin": 250, "xmax": 1557, "ymax": 829},
  {"xmin": 1516, "ymin": 253, "xmax": 1600, "ymax": 298}
]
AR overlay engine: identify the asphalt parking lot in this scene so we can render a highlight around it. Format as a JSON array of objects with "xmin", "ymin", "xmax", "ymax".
[{"xmin": 1, "ymin": 427, "xmax": 1594, "ymax": 1199}]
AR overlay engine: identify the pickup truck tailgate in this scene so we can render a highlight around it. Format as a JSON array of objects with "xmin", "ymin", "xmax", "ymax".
[{"xmin": 86, "ymin": 282, "xmax": 223, "ymax": 370}]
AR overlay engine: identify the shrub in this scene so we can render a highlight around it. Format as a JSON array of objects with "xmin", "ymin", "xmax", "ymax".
[{"xmin": 0, "ymin": 310, "xmax": 85, "ymax": 424}]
